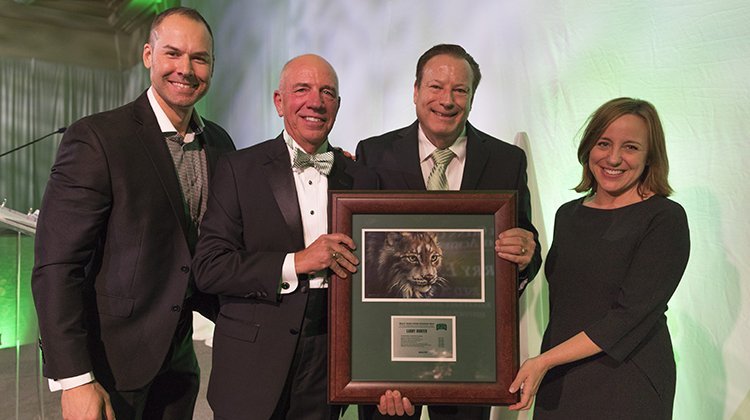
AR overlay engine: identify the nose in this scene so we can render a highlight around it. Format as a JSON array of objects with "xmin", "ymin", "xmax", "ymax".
[
  {"xmin": 306, "ymin": 91, "xmax": 325, "ymax": 111},
  {"xmin": 438, "ymin": 89, "xmax": 455, "ymax": 108},
  {"xmin": 176, "ymin": 56, "xmax": 194, "ymax": 76},
  {"xmin": 607, "ymin": 149, "xmax": 622, "ymax": 166}
]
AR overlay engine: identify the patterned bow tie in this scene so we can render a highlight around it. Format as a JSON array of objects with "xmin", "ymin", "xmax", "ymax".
[{"xmin": 292, "ymin": 148, "xmax": 334, "ymax": 176}]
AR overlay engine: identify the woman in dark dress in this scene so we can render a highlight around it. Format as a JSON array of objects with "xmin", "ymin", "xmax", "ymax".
[{"xmin": 508, "ymin": 97, "xmax": 690, "ymax": 419}]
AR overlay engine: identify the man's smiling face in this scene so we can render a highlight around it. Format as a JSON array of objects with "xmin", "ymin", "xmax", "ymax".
[
  {"xmin": 413, "ymin": 54, "xmax": 474, "ymax": 148},
  {"xmin": 273, "ymin": 55, "xmax": 341, "ymax": 153},
  {"xmin": 143, "ymin": 13, "xmax": 213, "ymax": 118}
]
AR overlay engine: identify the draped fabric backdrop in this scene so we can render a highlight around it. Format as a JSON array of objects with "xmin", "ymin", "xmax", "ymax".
[
  {"xmin": 0, "ymin": 57, "xmax": 149, "ymax": 209},
  {"xmin": 1, "ymin": 1, "xmax": 748, "ymax": 419}
]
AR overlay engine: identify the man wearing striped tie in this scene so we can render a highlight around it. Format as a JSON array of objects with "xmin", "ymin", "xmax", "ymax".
[{"xmin": 356, "ymin": 44, "xmax": 542, "ymax": 420}]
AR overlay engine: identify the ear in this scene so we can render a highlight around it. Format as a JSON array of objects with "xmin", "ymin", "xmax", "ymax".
[
  {"xmin": 273, "ymin": 90, "xmax": 283, "ymax": 117},
  {"xmin": 413, "ymin": 82, "xmax": 419, "ymax": 105},
  {"xmin": 142, "ymin": 43, "xmax": 152, "ymax": 69}
]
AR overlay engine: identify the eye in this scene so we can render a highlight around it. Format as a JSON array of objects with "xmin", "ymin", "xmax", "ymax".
[
  {"xmin": 430, "ymin": 254, "xmax": 441, "ymax": 263},
  {"xmin": 428, "ymin": 84, "xmax": 441, "ymax": 91},
  {"xmin": 404, "ymin": 255, "xmax": 419, "ymax": 264},
  {"xmin": 322, "ymin": 89, "xmax": 337, "ymax": 99},
  {"xmin": 624, "ymin": 144, "xmax": 641, "ymax": 151},
  {"xmin": 454, "ymin": 88, "xmax": 468, "ymax": 95},
  {"xmin": 595, "ymin": 140, "xmax": 610, "ymax": 148}
]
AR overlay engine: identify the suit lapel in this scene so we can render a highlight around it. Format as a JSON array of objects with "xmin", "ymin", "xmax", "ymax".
[
  {"xmin": 460, "ymin": 122, "xmax": 490, "ymax": 190},
  {"xmin": 204, "ymin": 127, "xmax": 221, "ymax": 183},
  {"xmin": 327, "ymin": 148, "xmax": 354, "ymax": 190},
  {"xmin": 132, "ymin": 92, "xmax": 190, "ymax": 239},
  {"xmin": 392, "ymin": 122, "xmax": 427, "ymax": 190},
  {"xmin": 265, "ymin": 136, "xmax": 304, "ymax": 245},
  {"xmin": 202, "ymin": 123, "xmax": 235, "ymax": 183}
]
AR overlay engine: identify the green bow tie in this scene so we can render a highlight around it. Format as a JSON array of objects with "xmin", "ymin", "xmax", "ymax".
[{"xmin": 292, "ymin": 148, "xmax": 334, "ymax": 176}]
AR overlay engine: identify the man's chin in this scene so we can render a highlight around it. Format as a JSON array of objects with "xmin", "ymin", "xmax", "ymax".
[{"xmin": 167, "ymin": 95, "xmax": 204, "ymax": 110}]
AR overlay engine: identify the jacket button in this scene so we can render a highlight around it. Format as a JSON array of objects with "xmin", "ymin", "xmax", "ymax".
[
  {"xmin": 289, "ymin": 328, "xmax": 299, "ymax": 335},
  {"xmin": 181, "ymin": 266, "xmax": 189, "ymax": 273},
  {"xmin": 281, "ymin": 282, "xmax": 290, "ymax": 290},
  {"xmin": 171, "ymin": 305, "xmax": 181, "ymax": 312}
]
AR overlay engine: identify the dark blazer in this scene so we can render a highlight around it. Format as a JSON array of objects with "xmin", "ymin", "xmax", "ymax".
[
  {"xmin": 356, "ymin": 120, "xmax": 542, "ymax": 286},
  {"xmin": 192, "ymin": 135, "xmax": 379, "ymax": 419},
  {"xmin": 31, "ymin": 91, "xmax": 235, "ymax": 390}
]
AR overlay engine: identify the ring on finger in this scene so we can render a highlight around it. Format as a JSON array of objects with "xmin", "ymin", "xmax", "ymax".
[
  {"xmin": 332, "ymin": 251, "xmax": 339, "ymax": 259},
  {"xmin": 520, "ymin": 247, "xmax": 527, "ymax": 256}
]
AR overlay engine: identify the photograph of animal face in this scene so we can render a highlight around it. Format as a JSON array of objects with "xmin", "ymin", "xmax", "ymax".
[{"xmin": 362, "ymin": 229, "xmax": 485, "ymax": 302}]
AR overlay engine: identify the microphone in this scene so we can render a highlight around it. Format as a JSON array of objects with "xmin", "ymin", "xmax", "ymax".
[{"xmin": 0, "ymin": 127, "xmax": 66, "ymax": 158}]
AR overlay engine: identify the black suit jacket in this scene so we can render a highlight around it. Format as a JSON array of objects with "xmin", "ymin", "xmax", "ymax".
[
  {"xmin": 192, "ymin": 135, "xmax": 379, "ymax": 419},
  {"xmin": 31, "ymin": 91, "xmax": 235, "ymax": 390},
  {"xmin": 356, "ymin": 120, "xmax": 542, "ymax": 286}
]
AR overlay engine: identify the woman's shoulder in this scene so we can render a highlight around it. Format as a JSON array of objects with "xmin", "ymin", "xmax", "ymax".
[
  {"xmin": 644, "ymin": 195, "xmax": 688, "ymax": 218},
  {"xmin": 556, "ymin": 196, "xmax": 586, "ymax": 214}
]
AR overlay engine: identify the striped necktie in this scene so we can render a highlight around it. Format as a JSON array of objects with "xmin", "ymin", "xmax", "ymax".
[{"xmin": 426, "ymin": 148, "xmax": 455, "ymax": 190}]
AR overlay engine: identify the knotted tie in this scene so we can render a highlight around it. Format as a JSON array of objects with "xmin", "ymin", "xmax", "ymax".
[
  {"xmin": 426, "ymin": 148, "xmax": 455, "ymax": 190},
  {"xmin": 292, "ymin": 148, "xmax": 334, "ymax": 176}
]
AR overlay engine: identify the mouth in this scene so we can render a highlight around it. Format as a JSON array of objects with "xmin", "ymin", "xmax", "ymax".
[
  {"xmin": 431, "ymin": 109, "xmax": 457, "ymax": 119},
  {"xmin": 168, "ymin": 78, "xmax": 199, "ymax": 89},
  {"xmin": 602, "ymin": 167, "xmax": 625, "ymax": 176},
  {"xmin": 411, "ymin": 278, "xmax": 434, "ymax": 287},
  {"xmin": 303, "ymin": 116, "xmax": 325, "ymax": 123}
]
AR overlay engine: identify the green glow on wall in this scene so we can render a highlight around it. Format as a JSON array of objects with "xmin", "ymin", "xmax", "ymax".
[
  {"xmin": 0, "ymin": 233, "xmax": 36, "ymax": 350},
  {"xmin": 128, "ymin": 0, "xmax": 162, "ymax": 7}
]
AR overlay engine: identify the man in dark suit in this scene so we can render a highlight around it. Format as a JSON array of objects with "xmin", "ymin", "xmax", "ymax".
[
  {"xmin": 356, "ymin": 44, "xmax": 542, "ymax": 420},
  {"xmin": 191, "ymin": 54, "xmax": 378, "ymax": 420},
  {"xmin": 31, "ymin": 7, "xmax": 235, "ymax": 419}
]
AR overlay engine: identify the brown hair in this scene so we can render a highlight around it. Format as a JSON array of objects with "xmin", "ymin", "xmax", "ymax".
[
  {"xmin": 415, "ymin": 44, "xmax": 481, "ymax": 95},
  {"xmin": 575, "ymin": 97, "xmax": 673, "ymax": 197}
]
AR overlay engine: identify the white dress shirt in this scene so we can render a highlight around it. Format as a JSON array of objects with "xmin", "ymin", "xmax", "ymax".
[
  {"xmin": 417, "ymin": 124, "xmax": 467, "ymax": 190},
  {"xmin": 280, "ymin": 130, "xmax": 330, "ymax": 294}
]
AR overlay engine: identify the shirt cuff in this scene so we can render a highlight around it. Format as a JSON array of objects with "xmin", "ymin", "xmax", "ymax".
[
  {"xmin": 48, "ymin": 372, "xmax": 95, "ymax": 392},
  {"xmin": 518, "ymin": 269, "xmax": 531, "ymax": 294},
  {"xmin": 280, "ymin": 253, "xmax": 299, "ymax": 294}
]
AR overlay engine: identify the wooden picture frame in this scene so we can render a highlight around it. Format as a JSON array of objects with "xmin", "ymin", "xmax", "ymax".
[{"xmin": 328, "ymin": 191, "xmax": 520, "ymax": 405}]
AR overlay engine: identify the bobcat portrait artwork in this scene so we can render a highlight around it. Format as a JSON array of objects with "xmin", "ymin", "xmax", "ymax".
[{"xmin": 365, "ymin": 231, "xmax": 447, "ymax": 299}]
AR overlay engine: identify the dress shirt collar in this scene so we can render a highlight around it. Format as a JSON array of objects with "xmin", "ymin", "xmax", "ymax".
[
  {"xmin": 417, "ymin": 124, "xmax": 467, "ymax": 164},
  {"xmin": 283, "ymin": 130, "xmax": 330, "ymax": 161},
  {"xmin": 147, "ymin": 86, "xmax": 204, "ymax": 143}
]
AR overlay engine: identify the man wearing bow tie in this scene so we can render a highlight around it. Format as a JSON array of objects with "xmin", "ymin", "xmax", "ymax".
[{"xmin": 192, "ymin": 54, "xmax": 378, "ymax": 420}]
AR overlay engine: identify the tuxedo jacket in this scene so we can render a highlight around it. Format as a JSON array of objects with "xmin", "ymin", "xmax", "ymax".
[
  {"xmin": 356, "ymin": 120, "xmax": 542, "ymax": 286},
  {"xmin": 192, "ymin": 135, "xmax": 378, "ymax": 419},
  {"xmin": 31, "ymin": 91, "xmax": 235, "ymax": 390}
]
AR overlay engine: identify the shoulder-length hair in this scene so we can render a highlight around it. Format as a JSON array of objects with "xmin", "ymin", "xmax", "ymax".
[{"xmin": 575, "ymin": 97, "xmax": 673, "ymax": 197}]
